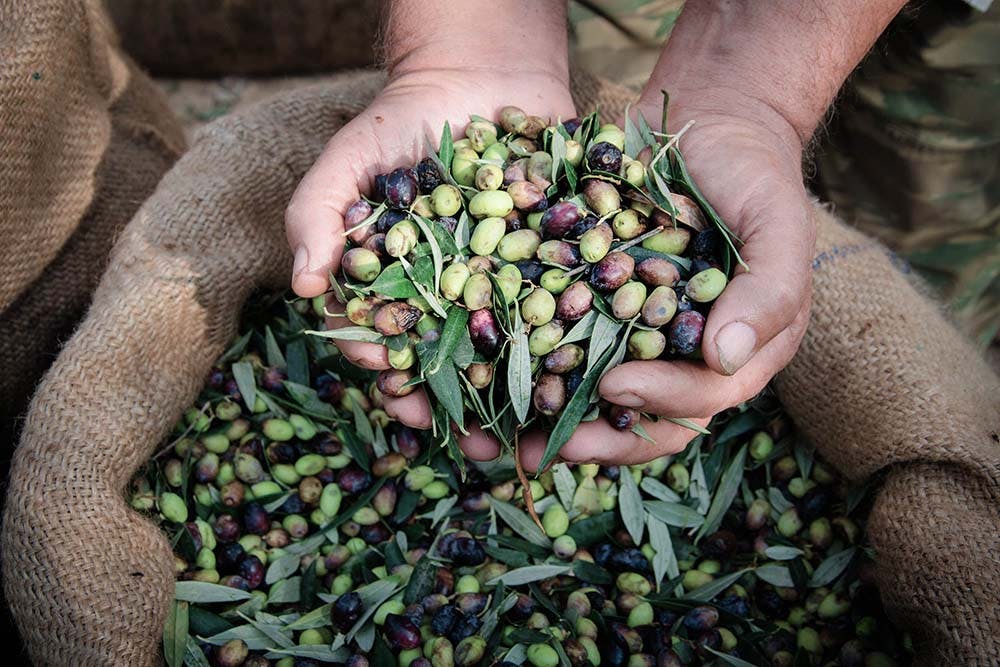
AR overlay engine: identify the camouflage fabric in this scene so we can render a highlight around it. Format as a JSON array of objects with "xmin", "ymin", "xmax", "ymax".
[{"xmin": 812, "ymin": 1, "xmax": 1000, "ymax": 345}]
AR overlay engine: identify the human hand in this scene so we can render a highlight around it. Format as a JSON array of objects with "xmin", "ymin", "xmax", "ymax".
[{"xmin": 286, "ymin": 69, "xmax": 575, "ymax": 430}]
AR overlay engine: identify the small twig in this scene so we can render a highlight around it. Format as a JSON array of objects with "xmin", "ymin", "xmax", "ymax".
[
  {"xmin": 514, "ymin": 434, "xmax": 543, "ymax": 531},
  {"xmin": 649, "ymin": 120, "xmax": 695, "ymax": 171}
]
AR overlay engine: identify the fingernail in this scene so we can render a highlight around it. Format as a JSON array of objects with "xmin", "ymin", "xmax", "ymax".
[
  {"xmin": 716, "ymin": 321, "xmax": 757, "ymax": 375},
  {"xmin": 292, "ymin": 245, "xmax": 309, "ymax": 277},
  {"xmin": 606, "ymin": 392, "xmax": 645, "ymax": 408}
]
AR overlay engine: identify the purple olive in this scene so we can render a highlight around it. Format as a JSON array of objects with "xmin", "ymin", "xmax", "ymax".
[
  {"xmin": 556, "ymin": 281, "xmax": 593, "ymax": 321},
  {"xmin": 590, "ymin": 251, "xmax": 635, "ymax": 292},
  {"xmin": 242, "ymin": 502, "xmax": 270, "ymax": 535},
  {"xmin": 213, "ymin": 514, "xmax": 240, "ymax": 543},
  {"xmin": 385, "ymin": 167, "xmax": 419, "ymax": 208},
  {"xmin": 345, "ymin": 199, "xmax": 375, "ymax": 244},
  {"xmin": 608, "ymin": 405, "xmax": 640, "ymax": 431},
  {"xmin": 376, "ymin": 369, "xmax": 416, "ymax": 397},
  {"xmin": 667, "ymin": 310, "xmax": 705, "ymax": 355},
  {"xmin": 331, "ymin": 591, "xmax": 364, "ymax": 632},
  {"xmin": 539, "ymin": 201, "xmax": 582, "ymax": 239},
  {"xmin": 376, "ymin": 208, "xmax": 408, "ymax": 235},
  {"xmin": 337, "ymin": 466, "xmax": 373, "ymax": 495},
  {"xmin": 533, "ymin": 373, "xmax": 567, "ymax": 416},
  {"xmin": 373, "ymin": 302, "xmax": 422, "ymax": 336},
  {"xmin": 586, "ymin": 142, "xmax": 623, "ymax": 174},
  {"xmin": 237, "ymin": 555, "xmax": 265, "ymax": 589},
  {"xmin": 468, "ymin": 309, "xmax": 501, "ymax": 357}
]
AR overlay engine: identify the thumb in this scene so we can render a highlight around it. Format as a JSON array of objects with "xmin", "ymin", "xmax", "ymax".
[
  {"xmin": 700, "ymin": 185, "xmax": 815, "ymax": 376},
  {"xmin": 285, "ymin": 115, "xmax": 382, "ymax": 298}
]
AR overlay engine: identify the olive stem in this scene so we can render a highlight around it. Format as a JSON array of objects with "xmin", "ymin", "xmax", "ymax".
[{"xmin": 649, "ymin": 119, "xmax": 696, "ymax": 172}]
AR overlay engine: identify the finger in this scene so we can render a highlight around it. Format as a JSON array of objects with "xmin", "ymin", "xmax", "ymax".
[
  {"xmin": 600, "ymin": 305, "xmax": 809, "ymax": 416},
  {"xmin": 285, "ymin": 115, "xmax": 381, "ymax": 297},
  {"xmin": 516, "ymin": 417, "xmax": 710, "ymax": 472},
  {"xmin": 459, "ymin": 421, "xmax": 503, "ymax": 462},
  {"xmin": 700, "ymin": 185, "xmax": 815, "ymax": 376},
  {"xmin": 383, "ymin": 390, "xmax": 433, "ymax": 430},
  {"xmin": 324, "ymin": 295, "xmax": 389, "ymax": 370}
]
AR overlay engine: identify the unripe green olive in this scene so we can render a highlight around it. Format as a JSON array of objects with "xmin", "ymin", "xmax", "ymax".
[
  {"xmin": 497, "ymin": 229, "xmax": 541, "ymax": 262},
  {"xmin": 749, "ymin": 431, "xmax": 775, "ymax": 460},
  {"xmin": 642, "ymin": 227, "xmax": 690, "ymax": 255},
  {"xmin": 388, "ymin": 343, "xmax": 416, "ymax": 370},
  {"xmin": 579, "ymin": 223, "xmax": 613, "ymax": 263},
  {"xmin": 385, "ymin": 218, "xmax": 420, "ymax": 257},
  {"xmin": 628, "ymin": 329, "xmax": 667, "ymax": 360},
  {"xmin": 539, "ymin": 268, "xmax": 571, "ymax": 294},
  {"xmin": 451, "ymin": 149, "xmax": 479, "ymax": 186},
  {"xmin": 583, "ymin": 179, "xmax": 621, "ymax": 217},
  {"xmin": 341, "ymin": 247, "xmax": 382, "ymax": 282},
  {"xmin": 495, "ymin": 263, "xmax": 522, "ymax": 303},
  {"xmin": 592, "ymin": 127, "xmax": 626, "ymax": 150},
  {"xmin": 463, "ymin": 273, "xmax": 493, "ymax": 311},
  {"xmin": 628, "ymin": 601, "xmax": 654, "ymax": 628},
  {"xmin": 481, "ymin": 142, "xmax": 510, "ymax": 163},
  {"xmin": 565, "ymin": 139, "xmax": 584, "ymax": 166},
  {"xmin": 528, "ymin": 321, "xmax": 564, "ymax": 356},
  {"xmin": 466, "ymin": 120, "xmax": 498, "ymax": 152},
  {"xmin": 621, "ymin": 158, "xmax": 646, "ymax": 188},
  {"xmin": 466, "ymin": 362, "xmax": 494, "ymax": 389},
  {"xmin": 612, "ymin": 281, "xmax": 647, "ymax": 320},
  {"xmin": 469, "ymin": 217, "xmax": 506, "ymax": 256},
  {"xmin": 346, "ymin": 295, "xmax": 382, "ymax": 327},
  {"xmin": 430, "ymin": 184, "xmax": 463, "ymax": 217},
  {"xmin": 541, "ymin": 504, "xmax": 569, "ymax": 538},
  {"xmin": 527, "ymin": 151, "xmax": 553, "ymax": 189},
  {"xmin": 159, "ymin": 492, "xmax": 188, "ymax": 523},
  {"xmin": 612, "ymin": 208, "xmax": 646, "ymax": 240},
  {"xmin": 522, "ymin": 288, "xmax": 556, "ymax": 326},
  {"xmin": 685, "ymin": 267, "xmax": 727, "ymax": 302},
  {"xmin": 440, "ymin": 262, "xmax": 471, "ymax": 301},
  {"xmin": 474, "ymin": 163, "xmax": 504, "ymax": 191},
  {"xmin": 468, "ymin": 190, "xmax": 514, "ymax": 219}
]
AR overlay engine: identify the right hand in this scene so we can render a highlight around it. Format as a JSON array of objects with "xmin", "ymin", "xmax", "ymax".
[{"xmin": 285, "ymin": 66, "xmax": 576, "ymax": 429}]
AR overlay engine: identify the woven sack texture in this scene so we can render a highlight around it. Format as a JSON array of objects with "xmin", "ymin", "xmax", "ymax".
[
  {"xmin": 3, "ymin": 64, "xmax": 998, "ymax": 665},
  {"xmin": 0, "ymin": 0, "xmax": 185, "ymax": 445}
]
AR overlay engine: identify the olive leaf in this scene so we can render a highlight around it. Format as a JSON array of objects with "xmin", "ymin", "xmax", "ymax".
[
  {"xmin": 619, "ymin": 469, "xmax": 645, "ymax": 546},
  {"xmin": 755, "ymin": 563, "xmax": 794, "ymax": 588},
  {"xmin": 341, "ymin": 201, "xmax": 387, "ymax": 240},
  {"xmin": 412, "ymin": 215, "xmax": 445, "ymax": 293},
  {"xmin": 488, "ymin": 564, "xmax": 571, "ymax": 587},
  {"xmin": 237, "ymin": 611, "xmax": 294, "ymax": 649},
  {"xmin": 264, "ymin": 326, "xmax": 287, "ymax": 369},
  {"xmin": 200, "ymin": 624, "xmax": 274, "ymax": 651},
  {"xmin": 623, "ymin": 105, "xmax": 646, "ymax": 159},
  {"xmin": 705, "ymin": 648, "xmax": 758, "ymax": 667},
  {"xmin": 282, "ymin": 382, "xmax": 338, "ymax": 420},
  {"xmin": 557, "ymin": 310, "xmax": 598, "ymax": 347},
  {"xmin": 285, "ymin": 338, "xmax": 309, "ymax": 386},
  {"xmin": 175, "ymin": 581, "xmax": 252, "ymax": 604},
  {"xmin": 218, "ymin": 330, "xmax": 253, "ymax": 364},
  {"xmin": 399, "ymin": 257, "xmax": 449, "ymax": 318},
  {"xmin": 507, "ymin": 301, "xmax": 532, "ymax": 424},
  {"xmin": 368, "ymin": 262, "xmax": 420, "ymax": 299},
  {"xmin": 416, "ymin": 338, "xmax": 466, "ymax": 433},
  {"xmin": 163, "ymin": 599, "xmax": 188, "ymax": 667},
  {"xmin": 794, "ymin": 439, "xmax": 815, "ymax": 481},
  {"xmin": 488, "ymin": 497, "xmax": 551, "ymax": 548},
  {"xmin": 682, "ymin": 568, "xmax": 751, "ymax": 602},
  {"xmin": 351, "ymin": 399, "xmax": 374, "ymax": 445},
  {"xmin": 184, "ymin": 636, "xmax": 212, "ymax": 667},
  {"xmin": 439, "ymin": 122, "xmax": 454, "ymax": 171},
  {"xmin": 231, "ymin": 361, "xmax": 257, "ymax": 413},
  {"xmin": 809, "ymin": 547, "xmax": 857, "ymax": 588},
  {"xmin": 764, "ymin": 546, "xmax": 805, "ymax": 561},
  {"xmin": 551, "ymin": 463, "xmax": 577, "ymax": 512},
  {"xmin": 641, "ymin": 477, "xmax": 681, "ymax": 503},
  {"xmin": 454, "ymin": 211, "xmax": 471, "ymax": 252},
  {"xmin": 647, "ymin": 515, "xmax": 680, "ymax": 593},
  {"xmin": 265, "ymin": 644, "xmax": 351, "ymax": 662},
  {"xmin": 550, "ymin": 130, "xmax": 567, "ymax": 184},
  {"xmin": 585, "ymin": 313, "xmax": 622, "ymax": 375},
  {"xmin": 643, "ymin": 500, "xmax": 704, "ymax": 529},
  {"xmin": 344, "ymin": 579, "xmax": 404, "ymax": 645},
  {"xmin": 622, "ymin": 246, "xmax": 692, "ymax": 273},
  {"xmin": 304, "ymin": 326, "xmax": 384, "ymax": 345},
  {"xmin": 563, "ymin": 159, "xmax": 578, "ymax": 193},
  {"xmin": 696, "ymin": 444, "xmax": 748, "ymax": 541},
  {"xmin": 636, "ymin": 109, "xmax": 659, "ymax": 152},
  {"xmin": 768, "ymin": 487, "xmax": 794, "ymax": 515},
  {"xmin": 425, "ymin": 307, "xmax": 469, "ymax": 375}
]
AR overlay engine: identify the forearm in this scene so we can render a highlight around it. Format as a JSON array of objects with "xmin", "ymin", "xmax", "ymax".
[
  {"xmin": 645, "ymin": 0, "xmax": 906, "ymax": 147},
  {"xmin": 381, "ymin": 0, "xmax": 569, "ymax": 82}
]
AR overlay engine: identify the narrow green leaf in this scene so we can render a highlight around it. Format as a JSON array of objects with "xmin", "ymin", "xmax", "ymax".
[
  {"xmin": 643, "ymin": 500, "xmax": 704, "ymax": 528},
  {"xmin": 705, "ymin": 647, "xmax": 759, "ymax": 667},
  {"xmin": 439, "ymin": 122, "xmax": 454, "ymax": 170},
  {"xmin": 351, "ymin": 399, "xmax": 374, "ymax": 445},
  {"xmin": 412, "ymin": 215, "xmax": 445, "ymax": 293},
  {"xmin": 488, "ymin": 497, "xmax": 551, "ymax": 548},
  {"xmin": 809, "ymin": 547, "xmax": 856, "ymax": 588},
  {"xmin": 765, "ymin": 546, "xmax": 805, "ymax": 561},
  {"xmin": 488, "ymin": 565, "xmax": 571, "ymax": 587},
  {"xmin": 793, "ymin": 440, "xmax": 815, "ymax": 481},
  {"xmin": 556, "ymin": 310, "xmax": 597, "ymax": 347},
  {"xmin": 368, "ymin": 262, "xmax": 420, "ymax": 299},
  {"xmin": 285, "ymin": 338, "xmax": 309, "ymax": 386},
  {"xmin": 175, "ymin": 581, "xmax": 252, "ymax": 604},
  {"xmin": 550, "ymin": 130, "xmax": 567, "ymax": 183},
  {"xmin": 404, "ymin": 556, "xmax": 439, "ymax": 605},
  {"xmin": 184, "ymin": 636, "xmax": 212, "ymax": 667},
  {"xmin": 551, "ymin": 463, "xmax": 577, "ymax": 512},
  {"xmin": 647, "ymin": 515, "xmax": 679, "ymax": 592},
  {"xmin": 623, "ymin": 105, "xmax": 645, "ymax": 159},
  {"xmin": 304, "ymin": 326, "xmax": 384, "ymax": 345},
  {"xmin": 231, "ymin": 361, "xmax": 257, "ymax": 413},
  {"xmin": 400, "ymin": 257, "xmax": 449, "ymax": 318},
  {"xmin": 697, "ymin": 444, "xmax": 748, "ymax": 540},
  {"xmin": 640, "ymin": 477, "xmax": 681, "ymax": 503},
  {"xmin": 619, "ymin": 471, "xmax": 645, "ymax": 546},
  {"xmin": 285, "ymin": 604, "xmax": 333, "ymax": 631},
  {"xmin": 683, "ymin": 568, "xmax": 751, "ymax": 602},
  {"xmin": 755, "ymin": 564, "xmax": 794, "ymax": 588},
  {"xmin": 282, "ymin": 381, "xmax": 337, "ymax": 419},
  {"xmin": 768, "ymin": 487, "xmax": 794, "ymax": 514},
  {"xmin": 563, "ymin": 159, "xmax": 578, "ymax": 193},
  {"xmin": 668, "ymin": 417, "xmax": 711, "ymax": 435},
  {"xmin": 507, "ymin": 304, "xmax": 532, "ymax": 424},
  {"xmin": 265, "ymin": 577, "xmax": 300, "ymax": 605},
  {"xmin": 417, "ymin": 339, "xmax": 466, "ymax": 431},
  {"xmin": 426, "ymin": 307, "xmax": 469, "ymax": 374},
  {"xmin": 265, "ymin": 644, "xmax": 350, "ymax": 663},
  {"xmin": 455, "ymin": 211, "xmax": 471, "ymax": 251},
  {"xmin": 199, "ymin": 624, "xmax": 272, "ymax": 651},
  {"xmin": 219, "ymin": 330, "xmax": 253, "ymax": 363},
  {"xmin": 264, "ymin": 326, "xmax": 286, "ymax": 369},
  {"xmin": 163, "ymin": 600, "xmax": 188, "ymax": 667}
]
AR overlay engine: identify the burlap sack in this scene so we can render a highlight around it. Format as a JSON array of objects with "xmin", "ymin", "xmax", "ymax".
[
  {"xmin": 104, "ymin": 0, "xmax": 379, "ymax": 76},
  {"xmin": 3, "ymin": 67, "xmax": 998, "ymax": 665},
  {"xmin": 0, "ymin": 0, "xmax": 186, "ymax": 446}
]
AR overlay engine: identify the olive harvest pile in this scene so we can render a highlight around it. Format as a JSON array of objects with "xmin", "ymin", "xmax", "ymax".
[
  {"xmin": 317, "ymin": 105, "xmax": 743, "ymax": 470},
  {"xmin": 136, "ymin": 296, "xmax": 911, "ymax": 667}
]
